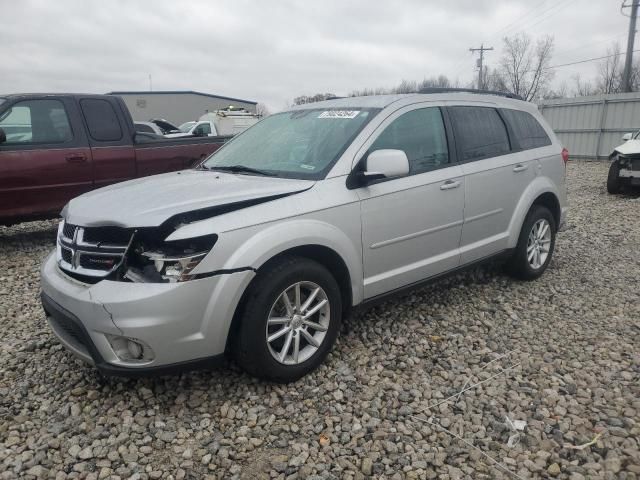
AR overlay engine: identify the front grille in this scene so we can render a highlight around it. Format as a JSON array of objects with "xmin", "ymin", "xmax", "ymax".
[
  {"xmin": 60, "ymin": 247, "xmax": 73, "ymax": 264},
  {"xmin": 57, "ymin": 221, "xmax": 132, "ymax": 280},
  {"xmin": 63, "ymin": 222, "xmax": 76, "ymax": 239}
]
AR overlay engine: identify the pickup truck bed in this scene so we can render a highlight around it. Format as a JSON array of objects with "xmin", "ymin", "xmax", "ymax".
[{"xmin": 0, "ymin": 93, "xmax": 229, "ymax": 225}]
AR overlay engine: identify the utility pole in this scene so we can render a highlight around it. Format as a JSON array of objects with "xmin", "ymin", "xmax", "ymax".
[
  {"xmin": 622, "ymin": 1, "xmax": 639, "ymax": 92},
  {"xmin": 470, "ymin": 44, "xmax": 494, "ymax": 90},
  {"xmin": 149, "ymin": 74, "xmax": 153, "ymax": 91}
]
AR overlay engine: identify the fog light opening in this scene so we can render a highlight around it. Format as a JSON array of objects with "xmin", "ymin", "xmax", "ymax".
[
  {"xmin": 107, "ymin": 335, "xmax": 155, "ymax": 363},
  {"xmin": 127, "ymin": 339, "xmax": 144, "ymax": 360}
]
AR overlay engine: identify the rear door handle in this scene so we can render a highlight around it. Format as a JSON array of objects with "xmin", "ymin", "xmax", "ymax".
[
  {"xmin": 65, "ymin": 153, "xmax": 87, "ymax": 163},
  {"xmin": 513, "ymin": 164, "xmax": 528, "ymax": 172},
  {"xmin": 440, "ymin": 179, "xmax": 461, "ymax": 190}
]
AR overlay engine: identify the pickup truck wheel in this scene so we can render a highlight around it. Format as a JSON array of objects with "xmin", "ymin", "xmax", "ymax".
[
  {"xmin": 234, "ymin": 256, "xmax": 341, "ymax": 382},
  {"xmin": 607, "ymin": 160, "xmax": 622, "ymax": 194},
  {"xmin": 506, "ymin": 205, "xmax": 556, "ymax": 281}
]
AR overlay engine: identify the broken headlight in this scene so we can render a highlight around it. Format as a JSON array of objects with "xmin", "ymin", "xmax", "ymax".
[{"xmin": 125, "ymin": 234, "xmax": 218, "ymax": 283}]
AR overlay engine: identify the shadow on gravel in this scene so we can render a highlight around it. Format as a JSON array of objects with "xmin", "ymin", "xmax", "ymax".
[
  {"xmin": 0, "ymin": 220, "xmax": 58, "ymax": 245},
  {"xmin": 77, "ymin": 262, "xmax": 510, "ymax": 393}
]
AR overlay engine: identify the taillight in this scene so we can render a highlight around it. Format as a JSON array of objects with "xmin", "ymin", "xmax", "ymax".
[{"xmin": 561, "ymin": 147, "xmax": 569, "ymax": 165}]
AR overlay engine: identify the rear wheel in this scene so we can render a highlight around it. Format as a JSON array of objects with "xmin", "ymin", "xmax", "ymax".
[
  {"xmin": 607, "ymin": 160, "xmax": 622, "ymax": 194},
  {"xmin": 506, "ymin": 205, "xmax": 556, "ymax": 280},
  {"xmin": 234, "ymin": 256, "xmax": 342, "ymax": 382}
]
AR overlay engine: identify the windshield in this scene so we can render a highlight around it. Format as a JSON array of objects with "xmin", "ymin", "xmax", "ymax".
[
  {"xmin": 179, "ymin": 121, "xmax": 196, "ymax": 132},
  {"xmin": 202, "ymin": 108, "xmax": 379, "ymax": 179}
]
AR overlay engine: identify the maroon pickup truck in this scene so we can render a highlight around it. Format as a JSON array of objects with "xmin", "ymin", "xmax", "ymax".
[{"xmin": 0, "ymin": 94, "xmax": 229, "ymax": 225}]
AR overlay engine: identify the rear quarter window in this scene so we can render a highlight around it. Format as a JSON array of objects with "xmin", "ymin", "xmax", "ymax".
[
  {"xmin": 448, "ymin": 106, "xmax": 511, "ymax": 162},
  {"xmin": 501, "ymin": 109, "xmax": 552, "ymax": 150},
  {"xmin": 80, "ymin": 99, "xmax": 123, "ymax": 142}
]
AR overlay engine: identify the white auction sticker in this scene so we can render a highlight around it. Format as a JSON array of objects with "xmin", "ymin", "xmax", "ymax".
[{"xmin": 318, "ymin": 110, "xmax": 360, "ymax": 119}]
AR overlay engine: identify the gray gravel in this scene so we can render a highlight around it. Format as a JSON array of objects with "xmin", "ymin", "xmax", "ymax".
[{"xmin": 1, "ymin": 161, "xmax": 639, "ymax": 480}]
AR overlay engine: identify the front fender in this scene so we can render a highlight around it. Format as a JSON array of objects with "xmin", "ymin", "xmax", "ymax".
[
  {"xmin": 233, "ymin": 220, "xmax": 363, "ymax": 305},
  {"xmin": 189, "ymin": 216, "xmax": 364, "ymax": 305},
  {"xmin": 507, "ymin": 176, "xmax": 562, "ymax": 248}
]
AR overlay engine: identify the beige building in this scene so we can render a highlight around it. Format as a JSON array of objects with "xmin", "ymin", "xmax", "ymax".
[{"xmin": 109, "ymin": 90, "xmax": 257, "ymax": 126}]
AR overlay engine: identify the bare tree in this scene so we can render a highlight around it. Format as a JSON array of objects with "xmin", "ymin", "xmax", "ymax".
[
  {"xmin": 572, "ymin": 74, "xmax": 596, "ymax": 97},
  {"xmin": 255, "ymin": 102, "xmax": 270, "ymax": 117},
  {"xmin": 348, "ymin": 75, "xmax": 457, "ymax": 97},
  {"xmin": 498, "ymin": 33, "xmax": 555, "ymax": 101},
  {"xmin": 596, "ymin": 42, "xmax": 623, "ymax": 94},
  {"xmin": 543, "ymin": 80, "xmax": 569, "ymax": 99},
  {"xmin": 482, "ymin": 67, "xmax": 507, "ymax": 92}
]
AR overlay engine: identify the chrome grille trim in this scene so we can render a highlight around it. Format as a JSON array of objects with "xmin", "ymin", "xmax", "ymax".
[{"xmin": 56, "ymin": 221, "xmax": 133, "ymax": 279}]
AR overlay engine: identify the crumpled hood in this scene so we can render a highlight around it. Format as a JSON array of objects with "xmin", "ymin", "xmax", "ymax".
[
  {"xmin": 613, "ymin": 139, "xmax": 640, "ymax": 156},
  {"xmin": 64, "ymin": 170, "xmax": 314, "ymax": 227}
]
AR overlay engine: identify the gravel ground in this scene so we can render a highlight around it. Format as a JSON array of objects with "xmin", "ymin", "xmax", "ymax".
[{"xmin": 1, "ymin": 161, "xmax": 639, "ymax": 480}]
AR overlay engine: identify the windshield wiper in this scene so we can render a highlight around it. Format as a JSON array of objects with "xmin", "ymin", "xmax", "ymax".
[{"xmin": 205, "ymin": 165, "xmax": 273, "ymax": 176}]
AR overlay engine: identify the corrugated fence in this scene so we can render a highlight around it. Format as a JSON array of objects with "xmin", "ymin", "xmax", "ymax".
[{"xmin": 538, "ymin": 91, "xmax": 640, "ymax": 159}]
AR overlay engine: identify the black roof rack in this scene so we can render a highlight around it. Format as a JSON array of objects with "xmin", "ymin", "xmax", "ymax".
[{"xmin": 418, "ymin": 87, "xmax": 524, "ymax": 101}]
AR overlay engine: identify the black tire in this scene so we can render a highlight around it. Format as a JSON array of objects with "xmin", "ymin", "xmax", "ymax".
[
  {"xmin": 234, "ymin": 256, "xmax": 342, "ymax": 382},
  {"xmin": 607, "ymin": 160, "xmax": 622, "ymax": 194},
  {"xmin": 506, "ymin": 205, "xmax": 556, "ymax": 281}
]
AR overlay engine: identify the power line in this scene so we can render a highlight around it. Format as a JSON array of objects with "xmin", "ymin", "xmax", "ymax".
[
  {"xmin": 545, "ymin": 49, "xmax": 640, "ymax": 70},
  {"xmin": 521, "ymin": 0, "xmax": 577, "ymax": 33}
]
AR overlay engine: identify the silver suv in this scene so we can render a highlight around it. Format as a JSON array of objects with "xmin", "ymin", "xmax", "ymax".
[{"xmin": 41, "ymin": 90, "xmax": 568, "ymax": 382}]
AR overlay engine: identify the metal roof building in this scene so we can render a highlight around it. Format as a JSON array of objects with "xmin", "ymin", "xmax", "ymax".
[{"xmin": 108, "ymin": 90, "xmax": 257, "ymax": 126}]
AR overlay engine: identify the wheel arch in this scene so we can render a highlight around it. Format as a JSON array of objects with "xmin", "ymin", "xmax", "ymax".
[
  {"xmin": 507, "ymin": 178, "xmax": 562, "ymax": 248},
  {"xmin": 224, "ymin": 242, "xmax": 355, "ymax": 354}
]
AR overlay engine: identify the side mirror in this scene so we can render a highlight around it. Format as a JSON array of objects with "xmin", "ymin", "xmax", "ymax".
[
  {"xmin": 622, "ymin": 132, "xmax": 633, "ymax": 142},
  {"xmin": 348, "ymin": 149, "xmax": 410, "ymax": 188},
  {"xmin": 365, "ymin": 149, "xmax": 410, "ymax": 180},
  {"xmin": 0, "ymin": 127, "xmax": 6, "ymax": 143}
]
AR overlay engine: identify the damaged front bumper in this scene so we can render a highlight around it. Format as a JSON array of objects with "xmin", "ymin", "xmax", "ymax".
[{"xmin": 40, "ymin": 251, "xmax": 255, "ymax": 375}]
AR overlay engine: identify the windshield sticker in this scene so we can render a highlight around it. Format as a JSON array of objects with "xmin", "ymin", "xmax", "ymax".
[
  {"xmin": 318, "ymin": 110, "xmax": 360, "ymax": 119},
  {"xmin": 300, "ymin": 164, "xmax": 316, "ymax": 170}
]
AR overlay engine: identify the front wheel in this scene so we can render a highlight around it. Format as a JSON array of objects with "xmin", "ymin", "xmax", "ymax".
[
  {"xmin": 506, "ymin": 205, "xmax": 556, "ymax": 281},
  {"xmin": 234, "ymin": 256, "xmax": 342, "ymax": 382},
  {"xmin": 607, "ymin": 160, "xmax": 622, "ymax": 194}
]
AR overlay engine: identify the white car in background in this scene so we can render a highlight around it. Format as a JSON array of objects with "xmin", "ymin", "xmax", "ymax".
[
  {"xmin": 165, "ymin": 109, "xmax": 261, "ymax": 138},
  {"xmin": 134, "ymin": 121, "xmax": 165, "ymax": 136},
  {"xmin": 608, "ymin": 131, "xmax": 640, "ymax": 193}
]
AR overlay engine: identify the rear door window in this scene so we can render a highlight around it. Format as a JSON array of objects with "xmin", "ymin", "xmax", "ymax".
[
  {"xmin": 80, "ymin": 99, "xmax": 122, "ymax": 142},
  {"xmin": 449, "ymin": 106, "xmax": 511, "ymax": 162},
  {"xmin": 0, "ymin": 99, "xmax": 73, "ymax": 144},
  {"xmin": 501, "ymin": 109, "xmax": 552, "ymax": 150}
]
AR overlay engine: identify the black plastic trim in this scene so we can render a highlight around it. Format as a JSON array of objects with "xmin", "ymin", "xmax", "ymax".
[{"xmin": 357, "ymin": 249, "xmax": 514, "ymax": 310}]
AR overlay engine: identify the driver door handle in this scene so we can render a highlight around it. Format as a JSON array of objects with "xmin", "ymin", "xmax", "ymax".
[
  {"xmin": 440, "ymin": 179, "xmax": 461, "ymax": 190},
  {"xmin": 513, "ymin": 164, "xmax": 528, "ymax": 172},
  {"xmin": 65, "ymin": 153, "xmax": 87, "ymax": 163}
]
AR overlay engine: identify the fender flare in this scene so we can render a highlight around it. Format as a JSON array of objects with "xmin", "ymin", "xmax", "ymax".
[{"xmin": 506, "ymin": 177, "xmax": 561, "ymax": 248}]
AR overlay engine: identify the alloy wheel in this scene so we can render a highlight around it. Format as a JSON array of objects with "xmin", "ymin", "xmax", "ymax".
[
  {"xmin": 265, "ymin": 281, "xmax": 331, "ymax": 365},
  {"xmin": 527, "ymin": 218, "xmax": 552, "ymax": 269}
]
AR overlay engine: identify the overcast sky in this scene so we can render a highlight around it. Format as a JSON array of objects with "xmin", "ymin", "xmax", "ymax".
[{"xmin": 0, "ymin": 0, "xmax": 632, "ymax": 111}]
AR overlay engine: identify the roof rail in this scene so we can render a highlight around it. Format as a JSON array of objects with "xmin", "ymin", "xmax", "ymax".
[{"xmin": 418, "ymin": 87, "xmax": 524, "ymax": 101}]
